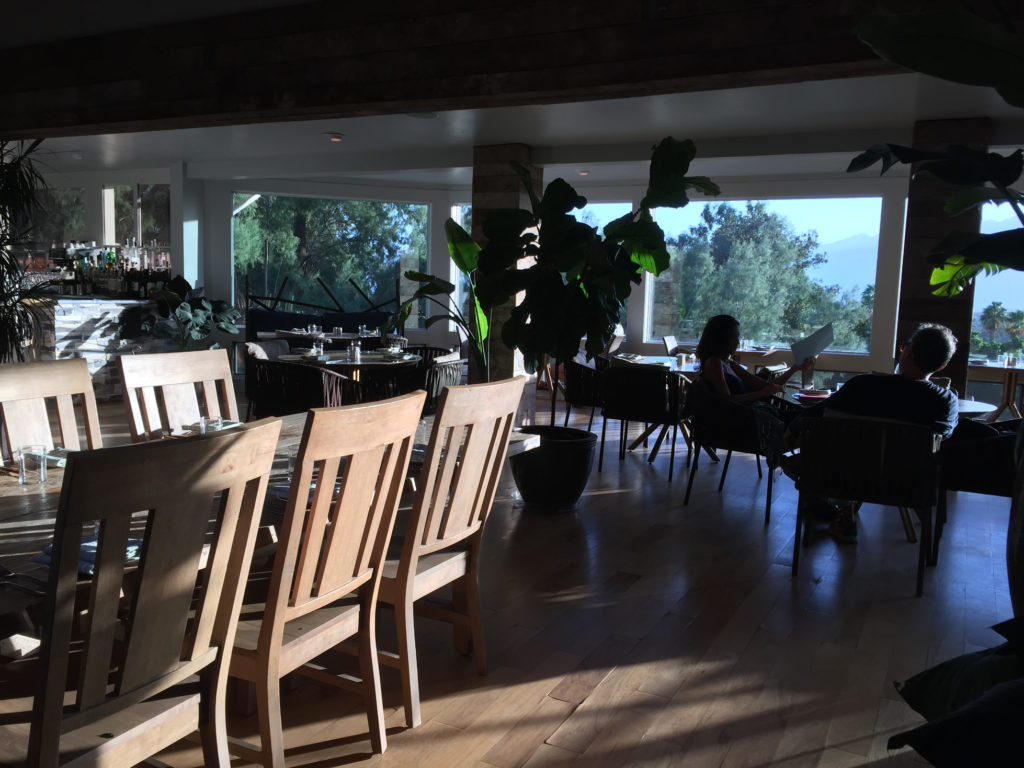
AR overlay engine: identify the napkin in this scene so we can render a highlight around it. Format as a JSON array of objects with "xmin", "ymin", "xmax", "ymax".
[{"xmin": 32, "ymin": 535, "xmax": 143, "ymax": 576}]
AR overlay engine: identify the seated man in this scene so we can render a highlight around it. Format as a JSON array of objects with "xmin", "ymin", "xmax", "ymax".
[{"xmin": 784, "ymin": 322, "xmax": 959, "ymax": 542}]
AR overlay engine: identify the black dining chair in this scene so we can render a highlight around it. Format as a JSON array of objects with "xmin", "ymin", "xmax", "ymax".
[
  {"xmin": 598, "ymin": 364, "xmax": 686, "ymax": 480},
  {"xmin": 562, "ymin": 358, "xmax": 604, "ymax": 431}
]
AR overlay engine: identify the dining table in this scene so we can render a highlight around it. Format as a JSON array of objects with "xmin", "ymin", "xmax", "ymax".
[{"xmin": 0, "ymin": 410, "xmax": 539, "ymax": 649}]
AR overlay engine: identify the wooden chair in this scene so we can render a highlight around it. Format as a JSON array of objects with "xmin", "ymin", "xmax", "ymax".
[
  {"xmin": 0, "ymin": 358, "xmax": 102, "ymax": 465},
  {"xmin": 228, "ymin": 391, "xmax": 426, "ymax": 765},
  {"xmin": 0, "ymin": 418, "xmax": 281, "ymax": 767},
  {"xmin": 791, "ymin": 416, "xmax": 942, "ymax": 597},
  {"xmin": 248, "ymin": 358, "xmax": 347, "ymax": 418},
  {"xmin": 118, "ymin": 349, "xmax": 240, "ymax": 441},
  {"xmin": 377, "ymin": 376, "xmax": 525, "ymax": 728}
]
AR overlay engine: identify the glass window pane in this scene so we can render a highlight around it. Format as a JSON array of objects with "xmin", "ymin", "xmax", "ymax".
[
  {"xmin": 111, "ymin": 185, "xmax": 134, "ymax": 245},
  {"xmin": 28, "ymin": 187, "xmax": 87, "ymax": 246},
  {"xmin": 232, "ymin": 193, "xmax": 429, "ymax": 326},
  {"xmin": 140, "ymin": 184, "xmax": 170, "ymax": 245},
  {"xmin": 971, "ymin": 203, "xmax": 1024, "ymax": 360},
  {"xmin": 649, "ymin": 198, "xmax": 881, "ymax": 353}
]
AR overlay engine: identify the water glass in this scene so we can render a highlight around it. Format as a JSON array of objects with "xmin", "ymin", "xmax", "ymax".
[
  {"xmin": 307, "ymin": 323, "xmax": 322, "ymax": 335},
  {"xmin": 332, "ymin": 326, "xmax": 344, "ymax": 337},
  {"xmin": 311, "ymin": 339, "xmax": 324, "ymax": 356},
  {"xmin": 17, "ymin": 445, "xmax": 47, "ymax": 485}
]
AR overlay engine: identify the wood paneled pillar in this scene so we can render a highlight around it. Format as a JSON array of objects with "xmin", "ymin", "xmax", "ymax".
[
  {"xmin": 470, "ymin": 144, "xmax": 542, "ymax": 387},
  {"xmin": 898, "ymin": 118, "xmax": 990, "ymax": 393}
]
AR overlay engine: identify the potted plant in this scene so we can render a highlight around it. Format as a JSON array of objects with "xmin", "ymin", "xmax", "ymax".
[
  {"xmin": 119, "ymin": 275, "xmax": 241, "ymax": 351},
  {"xmin": 0, "ymin": 139, "xmax": 54, "ymax": 363},
  {"xmin": 446, "ymin": 136, "xmax": 720, "ymax": 505}
]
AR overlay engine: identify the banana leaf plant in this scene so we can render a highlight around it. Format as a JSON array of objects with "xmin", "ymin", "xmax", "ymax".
[
  {"xmin": 391, "ymin": 219, "xmax": 490, "ymax": 379},
  {"xmin": 850, "ymin": 6, "xmax": 1024, "ymax": 296},
  {"xmin": 448, "ymin": 136, "xmax": 719, "ymax": 422}
]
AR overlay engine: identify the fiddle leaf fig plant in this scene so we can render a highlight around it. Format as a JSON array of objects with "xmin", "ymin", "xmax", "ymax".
[{"xmin": 448, "ymin": 136, "xmax": 719, "ymax": 418}]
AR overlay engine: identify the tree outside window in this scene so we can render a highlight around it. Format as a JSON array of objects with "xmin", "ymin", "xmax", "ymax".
[
  {"xmin": 232, "ymin": 193, "xmax": 429, "ymax": 326},
  {"xmin": 650, "ymin": 199, "xmax": 880, "ymax": 353}
]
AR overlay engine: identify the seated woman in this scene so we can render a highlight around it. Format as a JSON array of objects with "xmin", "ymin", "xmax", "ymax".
[{"xmin": 696, "ymin": 314, "xmax": 808, "ymax": 405}]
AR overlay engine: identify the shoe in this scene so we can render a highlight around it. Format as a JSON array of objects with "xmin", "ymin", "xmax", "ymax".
[
  {"xmin": 810, "ymin": 501, "xmax": 841, "ymax": 522},
  {"xmin": 829, "ymin": 518, "xmax": 857, "ymax": 544}
]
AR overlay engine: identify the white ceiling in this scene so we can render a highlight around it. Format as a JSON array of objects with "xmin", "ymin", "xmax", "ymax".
[{"xmin": 31, "ymin": 72, "xmax": 1024, "ymax": 191}]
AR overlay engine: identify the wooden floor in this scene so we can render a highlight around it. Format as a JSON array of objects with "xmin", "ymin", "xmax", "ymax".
[{"xmin": 18, "ymin": 393, "xmax": 1016, "ymax": 766}]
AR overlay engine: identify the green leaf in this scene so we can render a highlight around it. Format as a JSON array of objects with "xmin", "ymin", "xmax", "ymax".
[
  {"xmin": 642, "ymin": 137, "xmax": 721, "ymax": 209},
  {"xmin": 857, "ymin": 10, "xmax": 1024, "ymax": 109},
  {"xmin": 944, "ymin": 186, "xmax": 1014, "ymax": 217},
  {"xmin": 444, "ymin": 218, "xmax": 480, "ymax": 273},
  {"xmin": 511, "ymin": 162, "xmax": 542, "ymax": 214},
  {"xmin": 930, "ymin": 229, "xmax": 1024, "ymax": 269}
]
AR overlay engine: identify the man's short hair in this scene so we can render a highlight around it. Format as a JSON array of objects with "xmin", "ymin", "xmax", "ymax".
[{"xmin": 909, "ymin": 323, "xmax": 957, "ymax": 373}]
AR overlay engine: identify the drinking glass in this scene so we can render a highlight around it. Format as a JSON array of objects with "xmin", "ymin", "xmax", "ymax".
[
  {"xmin": 307, "ymin": 323, "xmax": 322, "ymax": 335},
  {"xmin": 17, "ymin": 445, "xmax": 46, "ymax": 485}
]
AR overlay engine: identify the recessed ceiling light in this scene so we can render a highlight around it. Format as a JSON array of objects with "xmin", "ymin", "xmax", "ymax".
[
  {"xmin": 578, "ymin": 170, "xmax": 590, "ymax": 176},
  {"xmin": 325, "ymin": 132, "xmax": 344, "ymax": 142}
]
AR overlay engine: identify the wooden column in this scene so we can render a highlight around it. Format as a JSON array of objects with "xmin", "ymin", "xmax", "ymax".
[
  {"xmin": 470, "ymin": 144, "xmax": 542, "ymax": 387},
  {"xmin": 898, "ymin": 118, "xmax": 990, "ymax": 393}
]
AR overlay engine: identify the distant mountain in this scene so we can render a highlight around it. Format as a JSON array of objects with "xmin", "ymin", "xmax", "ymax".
[{"xmin": 806, "ymin": 233, "xmax": 878, "ymax": 294}]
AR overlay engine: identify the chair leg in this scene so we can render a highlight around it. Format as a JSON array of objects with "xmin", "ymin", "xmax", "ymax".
[
  {"xmin": 915, "ymin": 506, "xmax": 932, "ymax": 598},
  {"xmin": 934, "ymin": 491, "xmax": 947, "ymax": 565},
  {"xmin": 792, "ymin": 493, "xmax": 804, "ymax": 577},
  {"xmin": 718, "ymin": 450, "xmax": 733, "ymax": 491},
  {"xmin": 563, "ymin": 404, "xmax": 571, "ymax": 428},
  {"xmin": 619, "ymin": 420, "xmax": 628, "ymax": 461},
  {"xmin": 460, "ymin": 570, "xmax": 487, "ymax": 676},
  {"xmin": 755, "ymin": 454, "xmax": 763, "ymax": 479},
  {"xmin": 684, "ymin": 444, "xmax": 700, "ymax": 505},
  {"xmin": 599, "ymin": 417, "xmax": 607, "ymax": 472},
  {"xmin": 587, "ymin": 405, "xmax": 595, "ymax": 432},
  {"xmin": 668, "ymin": 424, "xmax": 677, "ymax": 482},
  {"xmin": 255, "ymin": 669, "xmax": 287, "ymax": 768},
  {"xmin": 764, "ymin": 465, "xmax": 773, "ymax": 526},
  {"xmin": 898, "ymin": 506, "xmax": 917, "ymax": 543},
  {"xmin": 394, "ymin": 597, "xmax": 421, "ymax": 729},
  {"xmin": 199, "ymin": 668, "xmax": 232, "ymax": 768},
  {"xmin": 359, "ymin": 597, "xmax": 389, "ymax": 749}
]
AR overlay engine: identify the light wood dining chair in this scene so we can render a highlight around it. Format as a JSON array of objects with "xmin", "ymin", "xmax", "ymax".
[
  {"xmin": 377, "ymin": 376, "xmax": 526, "ymax": 728},
  {"xmin": 228, "ymin": 391, "xmax": 425, "ymax": 765},
  {"xmin": 118, "ymin": 348, "xmax": 240, "ymax": 441},
  {"xmin": 0, "ymin": 358, "xmax": 102, "ymax": 464},
  {"xmin": 0, "ymin": 418, "xmax": 281, "ymax": 768}
]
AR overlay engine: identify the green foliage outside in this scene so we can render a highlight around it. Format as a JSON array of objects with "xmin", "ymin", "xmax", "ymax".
[
  {"xmin": 659, "ymin": 202, "xmax": 873, "ymax": 351},
  {"xmin": 972, "ymin": 300, "xmax": 1024, "ymax": 358},
  {"xmin": 27, "ymin": 187, "xmax": 87, "ymax": 246},
  {"xmin": 232, "ymin": 194, "xmax": 428, "ymax": 317},
  {"xmin": 113, "ymin": 184, "xmax": 171, "ymax": 245}
]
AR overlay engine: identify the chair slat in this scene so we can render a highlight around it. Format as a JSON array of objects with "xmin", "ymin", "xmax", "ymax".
[{"xmin": 80, "ymin": 513, "xmax": 133, "ymax": 709}]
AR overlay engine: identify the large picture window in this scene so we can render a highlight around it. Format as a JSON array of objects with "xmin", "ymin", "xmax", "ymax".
[
  {"xmin": 232, "ymin": 193, "xmax": 429, "ymax": 325},
  {"xmin": 648, "ymin": 197, "xmax": 882, "ymax": 353}
]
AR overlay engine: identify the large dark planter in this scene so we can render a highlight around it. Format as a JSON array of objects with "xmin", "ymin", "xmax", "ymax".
[{"xmin": 510, "ymin": 425, "xmax": 597, "ymax": 506}]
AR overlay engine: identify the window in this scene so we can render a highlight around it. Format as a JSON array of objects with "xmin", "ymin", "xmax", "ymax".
[
  {"xmin": 970, "ymin": 203, "xmax": 1024, "ymax": 360},
  {"xmin": 232, "ymin": 193, "xmax": 429, "ymax": 324},
  {"xmin": 28, "ymin": 187, "xmax": 87, "ymax": 247},
  {"xmin": 110, "ymin": 184, "xmax": 170, "ymax": 246},
  {"xmin": 648, "ymin": 198, "xmax": 881, "ymax": 353}
]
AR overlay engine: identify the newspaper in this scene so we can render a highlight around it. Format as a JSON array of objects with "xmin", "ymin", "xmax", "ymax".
[{"xmin": 791, "ymin": 323, "xmax": 833, "ymax": 364}]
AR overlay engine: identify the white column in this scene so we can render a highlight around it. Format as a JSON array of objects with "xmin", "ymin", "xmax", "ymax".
[{"xmin": 170, "ymin": 162, "xmax": 202, "ymax": 286}]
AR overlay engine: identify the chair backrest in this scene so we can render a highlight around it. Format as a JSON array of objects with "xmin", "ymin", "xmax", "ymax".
[
  {"xmin": 29, "ymin": 418, "xmax": 281, "ymax": 766},
  {"xmin": 267, "ymin": 391, "xmax": 425, "ymax": 626},
  {"xmin": 564, "ymin": 359, "xmax": 603, "ymax": 408},
  {"xmin": 250, "ymin": 359, "xmax": 346, "ymax": 418},
  {"xmin": 601, "ymin": 365, "xmax": 681, "ymax": 424},
  {"xmin": 398, "ymin": 377, "xmax": 524, "ymax": 573},
  {"xmin": 797, "ymin": 415, "xmax": 941, "ymax": 508},
  {"xmin": 684, "ymin": 377, "xmax": 764, "ymax": 454},
  {"xmin": 662, "ymin": 335, "xmax": 678, "ymax": 354},
  {"xmin": 0, "ymin": 358, "xmax": 102, "ymax": 464},
  {"xmin": 422, "ymin": 357, "xmax": 466, "ymax": 415},
  {"xmin": 119, "ymin": 349, "xmax": 239, "ymax": 441}
]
